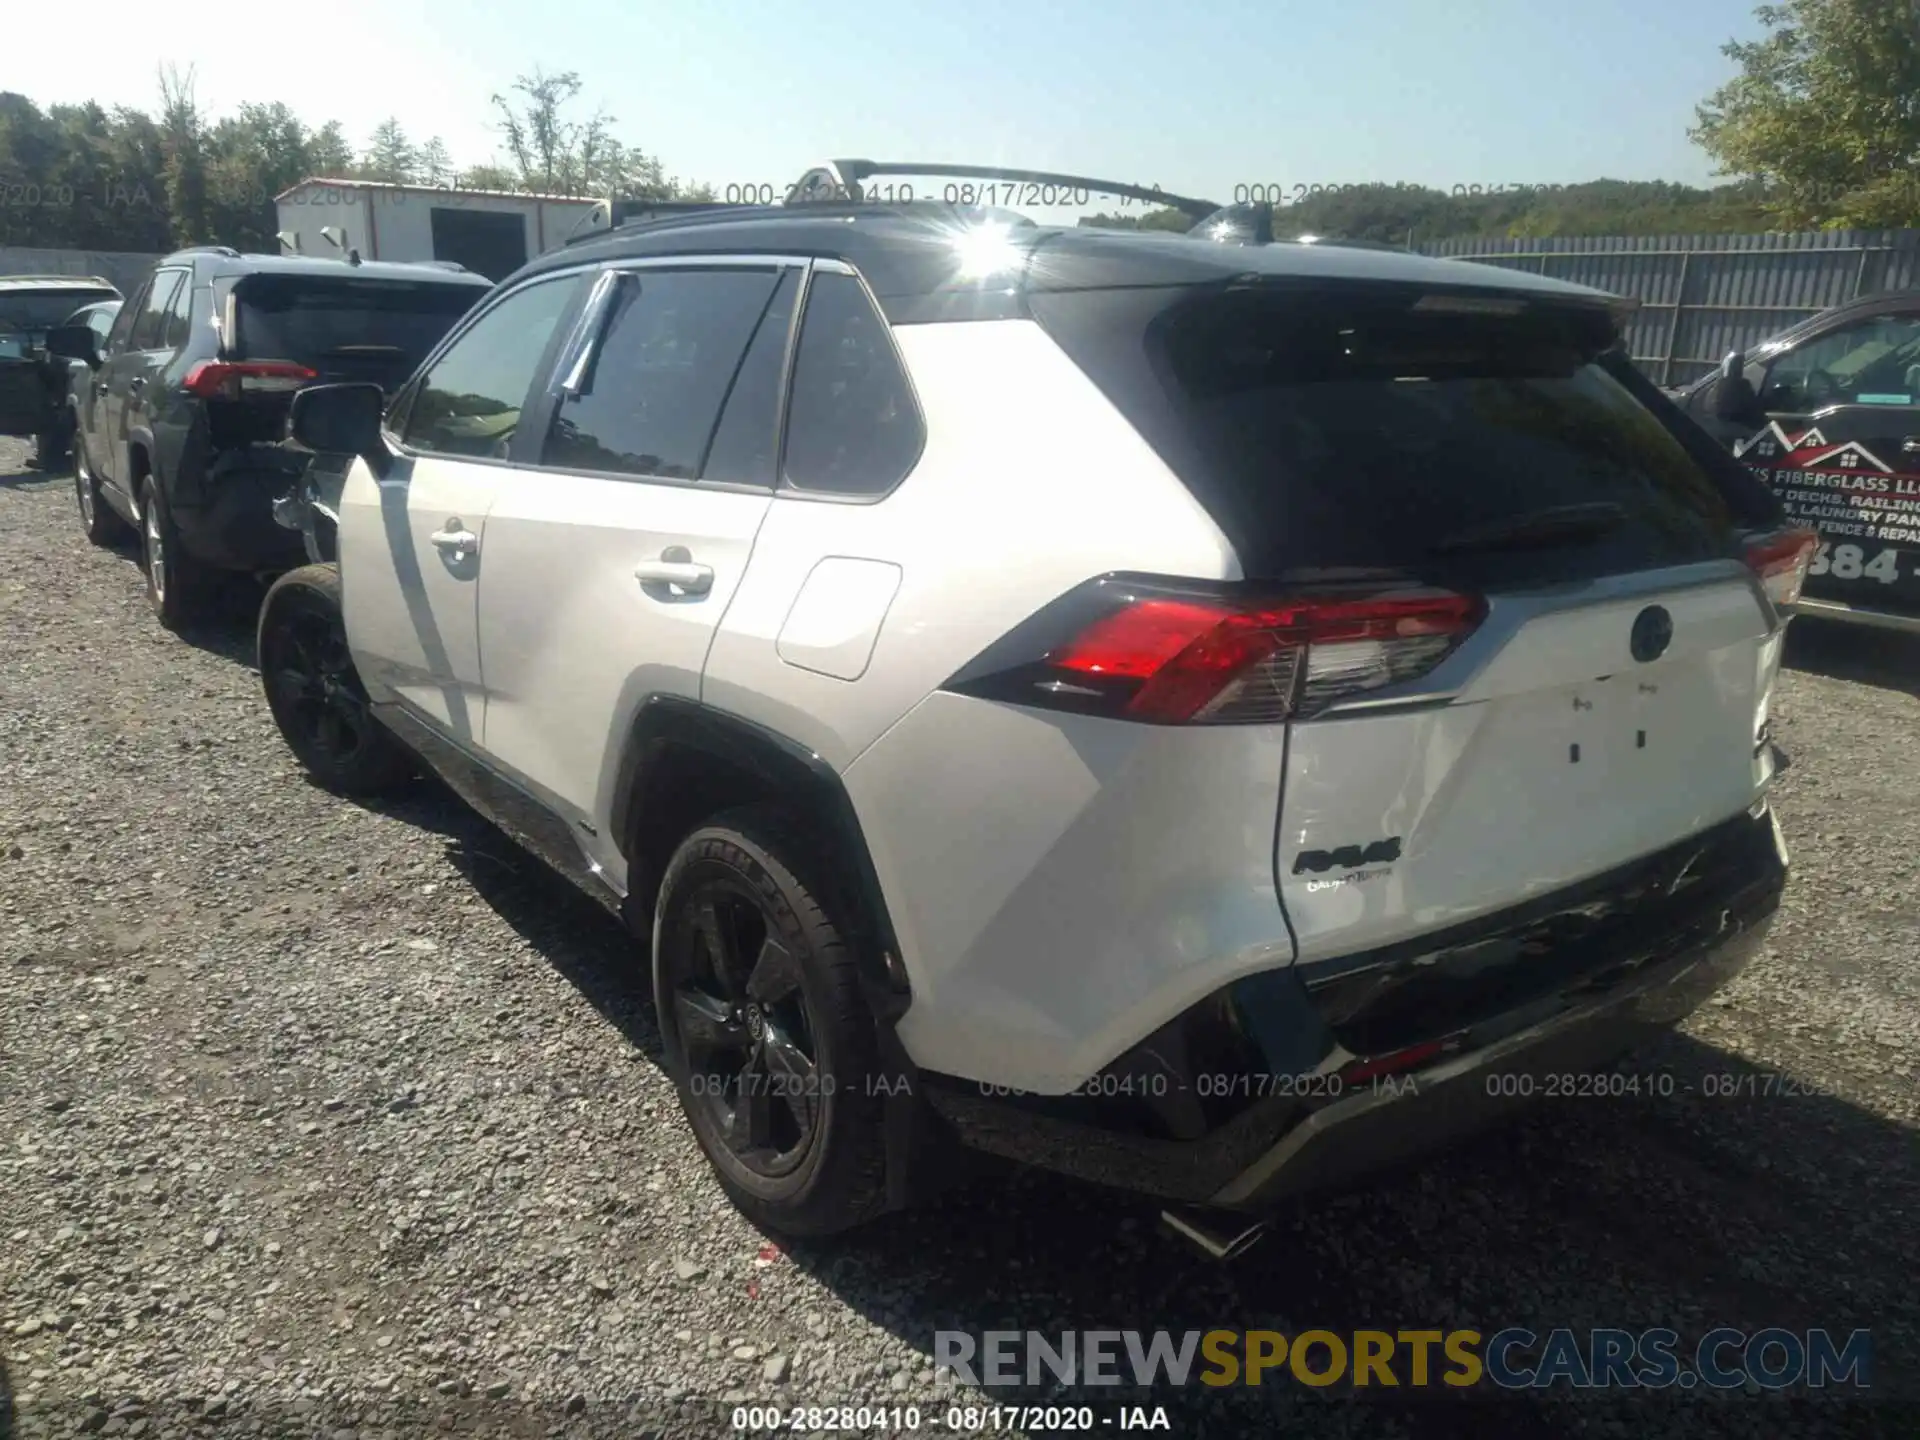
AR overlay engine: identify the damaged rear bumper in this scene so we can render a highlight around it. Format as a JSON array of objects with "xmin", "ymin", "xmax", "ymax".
[{"xmin": 919, "ymin": 802, "xmax": 1789, "ymax": 1210}]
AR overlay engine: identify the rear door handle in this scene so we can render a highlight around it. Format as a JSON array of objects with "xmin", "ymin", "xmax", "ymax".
[
  {"xmin": 634, "ymin": 555, "xmax": 713, "ymax": 594},
  {"xmin": 127, "ymin": 377, "xmax": 145, "ymax": 391},
  {"xmin": 1902, "ymin": 436, "xmax": 1920, "ymax": 453}
]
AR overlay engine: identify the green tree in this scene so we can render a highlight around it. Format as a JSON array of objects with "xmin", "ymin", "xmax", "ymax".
[
  {"xmin": 156, "ymin": 64, "xmax": 210, "ymax": 246},
  {"xmin": 362, "ymin": 117, "xmax": 418, "ymax": 184},
  {"xmin": 418, "ymin": 137, "xmax": 452, "ymax": 186},
  {"xmin": 1692, "ymin": 0, "xmax": 1920, "ymax": 227},
  {"xmin": 489, "ymin": 67, "xmax": 704, "ymax": 199},
  {"xmin": 456, "ymin": 162, "xmax": 521, "ymax": 192},
  {"xmin": 306, "ymin": 121, "xmax": 354, "ymax": 177},
  {"xmin": 1077, "ymin": 206, "xmax": 1192, "ymax": 232}
]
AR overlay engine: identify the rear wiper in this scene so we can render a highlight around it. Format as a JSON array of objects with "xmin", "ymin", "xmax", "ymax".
[{"xmin": 1428, "ymin": 501, "xmax": 1627, "ymax": 556}]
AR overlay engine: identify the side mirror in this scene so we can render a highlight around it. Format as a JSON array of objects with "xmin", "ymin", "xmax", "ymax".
[
  {"xmin": 1712, "ymin": 348, "xmax": 1759, "ymax": 423},
  {"xmin": 45, "ymin": 325, "xmax": 101, "ymax": 366},
  {"xmin": 287, "ymin": 382, "xmax": 388, "ymax": 475}
]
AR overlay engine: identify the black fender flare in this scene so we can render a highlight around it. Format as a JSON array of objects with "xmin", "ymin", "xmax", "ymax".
[
  {"xmin": 612, "ymin": 695, "xmax": 908, "ymax": 1017},
  {"xmin": 613, "ymin": 696, "xmax": 947, "ymax": 1209}
]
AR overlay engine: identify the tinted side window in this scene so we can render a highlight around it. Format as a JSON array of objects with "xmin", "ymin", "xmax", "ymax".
[
  {"xmin": 1760, "ymin": 313, "xmax": 1920, "ymax": 411},
  {"xmin": 109, "ymin": 277, "xmax": 154, "ymax": 352},
  {"xmin": 782, "ymin": 271, "xmax": 924, "ymax": 495},
  {"xmin": 128, "ymin": 271, "xmax": 184, "ymax": 350},
  {"xmin": 702, "ymin": 270, "xmax": 799, "ymax": 488},
  {"xmin": 160, "ymin": 278, "xmax": 195, "ymax": 351},
  {"xmin": 402, "ymin": 275, "xmax": 578, "ymax": 460},
  {"xmin": 542, "ymin": 268, "xmax": 781, "ymax": 480}
]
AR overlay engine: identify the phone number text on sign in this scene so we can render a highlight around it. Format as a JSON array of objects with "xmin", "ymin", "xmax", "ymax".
[{"xmin": 1806, "ymin": 541, "xmax": 1910, "ymax": 585}]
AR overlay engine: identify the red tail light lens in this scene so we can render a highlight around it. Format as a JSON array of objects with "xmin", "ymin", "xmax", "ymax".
[
  {"xmin": 945, "ymin": 577, "xmax": 1484, "ymax": 724},
  {"xmin": 1742, "ymin": 526, "xmax": 1819, "ymax": 610},
  {"xmin": 182, "ymin": 360, "xmax": 317, "ymax": 402}
]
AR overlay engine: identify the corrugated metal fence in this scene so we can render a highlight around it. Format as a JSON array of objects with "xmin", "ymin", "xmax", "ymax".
[
  {"xmin": 1417, "ymin": 231, "xmax": 1920, "ymax": 386},
  {"xmin": 0, "ymin": 247, "xmax": 163, "ymax": 301}
]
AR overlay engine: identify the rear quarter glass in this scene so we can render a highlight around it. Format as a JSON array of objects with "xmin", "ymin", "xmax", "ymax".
[{"xmin": 1030, "ymin": 282, "xmax": 1775, "ymax": 588}]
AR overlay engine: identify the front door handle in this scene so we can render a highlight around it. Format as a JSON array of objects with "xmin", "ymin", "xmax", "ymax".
[
  {"xmin": 127, "ymin": 376, "xmax": 145, "ymax": 391},
  {"xmin": 634, "ymin": 552, "xmax": 713, "ymax": 595},
  {"xmin": 1901, "ymin": 436, "xmax": 1920, "ymax": 454},
  {"xmin": 430, "ymin": 522, "xmax": 478, "ymax": 554},
  {"xmin": 92, "ymin": 381, "xmax": 108, "ymax": 396}
]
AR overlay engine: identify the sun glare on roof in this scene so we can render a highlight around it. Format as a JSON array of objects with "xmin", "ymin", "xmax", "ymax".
[{"xmin": 951, "ymin": 222, "xmax": 1025, "ymax": 281}]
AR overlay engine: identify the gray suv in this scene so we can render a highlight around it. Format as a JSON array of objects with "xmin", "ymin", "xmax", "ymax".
[{"xmin": 47, "ymin": 247, "xmax": 490, "ymax": 629}]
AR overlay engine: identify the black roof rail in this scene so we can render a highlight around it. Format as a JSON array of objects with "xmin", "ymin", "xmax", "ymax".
[{"xmin": 785, "ymin": 161, "xmax": 1220, "ymax": 220}]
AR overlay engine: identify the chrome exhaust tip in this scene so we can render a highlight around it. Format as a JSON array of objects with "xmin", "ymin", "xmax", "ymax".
[{"xmin": 1160, "ymin": 1206, "xmax": 1268, "ymax": 1262}]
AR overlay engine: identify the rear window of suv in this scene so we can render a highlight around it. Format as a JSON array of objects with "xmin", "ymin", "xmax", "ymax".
[
  {"xmin": 1031, "ymin": 282, "xmax": 1780, "ymax": 586},
  {"xmin": 0, "ymin": 289, "xmax": 120, "ymax": 349},
  {"xmin": 232, "ymin": 277, "xmax": 484, "ymax": 373}
]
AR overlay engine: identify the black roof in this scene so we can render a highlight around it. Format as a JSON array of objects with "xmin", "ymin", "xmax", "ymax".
[
  {"xmin": 513, "ymin": 204, "xmax": 1620, "ymax": 323},
  {"xmin": 159, "ymin": 249, "xmax": 494, "ymax": 287}
]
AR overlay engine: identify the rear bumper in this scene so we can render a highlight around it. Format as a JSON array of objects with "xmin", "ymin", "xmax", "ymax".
[
  {"xmin": 170, "ymin": 444, "xmax": 310, "ymax": 572},
  {"xmin": 920, "ymin": 803, "xmax": 1788, "ymax": 1209}
]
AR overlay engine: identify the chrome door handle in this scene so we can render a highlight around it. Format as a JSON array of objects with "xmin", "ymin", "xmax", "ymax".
[
  {"xmin": 430, "ymin": 525, "xmax": 478, "ymax": 552},
  {"xmin": 633, "ymin": 558, "xmax": 713, "ymax": 594},
  {"xmin": 127, "ymin": 377, "xmax": 144, "ymax": 390},
  {"xmin": 1902, "ymin": 436, "xmax": 1920, "ymax": 453}
]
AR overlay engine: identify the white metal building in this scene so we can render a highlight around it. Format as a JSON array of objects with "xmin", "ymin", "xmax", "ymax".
[{"xmin": 273, "ymin": 179, "xmax": 606, "ymax": 281}]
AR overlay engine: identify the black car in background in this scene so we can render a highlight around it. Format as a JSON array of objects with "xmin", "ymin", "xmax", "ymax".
[
  {"xmin": 47, "ymin": 247, "xmax": 492, "ymax": 629},
  {"xmin": 1675, "ymin": 288, "xmax": 1920, "ymax": 635},
  {"xmin": 0, "ymin": 275, "xmax": 123, "ymax": 466}
]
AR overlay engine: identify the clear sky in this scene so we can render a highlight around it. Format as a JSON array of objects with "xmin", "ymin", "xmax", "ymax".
[{"xmin": 4, "ymin": 0, "xmax": 1770, "ymax": 200}]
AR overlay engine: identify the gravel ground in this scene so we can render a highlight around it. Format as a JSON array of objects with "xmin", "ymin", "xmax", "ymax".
[{"xmin": 2, "ymin": 435, "xmax": 1916, "ymax": 1440}]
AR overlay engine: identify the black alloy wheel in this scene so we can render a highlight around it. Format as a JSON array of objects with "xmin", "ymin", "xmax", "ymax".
[{"xmin": 664, "ymin": 876, "xmax": 823, "ymax": 1178}]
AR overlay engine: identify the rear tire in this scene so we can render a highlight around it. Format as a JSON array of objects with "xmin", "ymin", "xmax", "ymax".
[
  {"xmin": 258, "ymin": 564, "xmax": 416, "ymax": 797},
  {"xmin": 140, "ymin": 482, "xmax": 207, "ymax": 631},
  {"xmin": 654, "ymin": 807, "xmax": 890, "ymax": 1237}
]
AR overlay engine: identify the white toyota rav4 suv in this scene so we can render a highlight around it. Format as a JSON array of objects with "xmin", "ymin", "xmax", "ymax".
[{"xmin": 259, "ymin": 164, "xmax": 1811, "ymax": 1250}]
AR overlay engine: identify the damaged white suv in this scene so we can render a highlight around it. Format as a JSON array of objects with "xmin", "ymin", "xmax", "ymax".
[{"xmin": 259, "ymin": 162, "xmax": 1809, "ymax": 1246}]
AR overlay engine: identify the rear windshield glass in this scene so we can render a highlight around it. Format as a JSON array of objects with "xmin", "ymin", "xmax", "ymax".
[
  {"xmin": 1033, "ymin": 283, "xmax": 1777, "ymax": 585},
  {"xmin": 0, "ymin": 290, "xmax": 119, "ymax": 338},
  {"xmin": 234, "ymin": 277, "xmax": 483, "ymax": 370}
]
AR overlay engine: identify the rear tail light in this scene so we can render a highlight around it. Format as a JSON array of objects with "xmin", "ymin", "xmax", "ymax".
[
  {"xmin": 182, "ymin": 359, "xmax": 317, "ymax": 402},
  {"xmin": 943, "ymin": 576, "xmax": 1484, "ymax": 724},
  {"xmin": 1742, "ymin": 526, "xmax": 1819, "ymax": 610}
]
